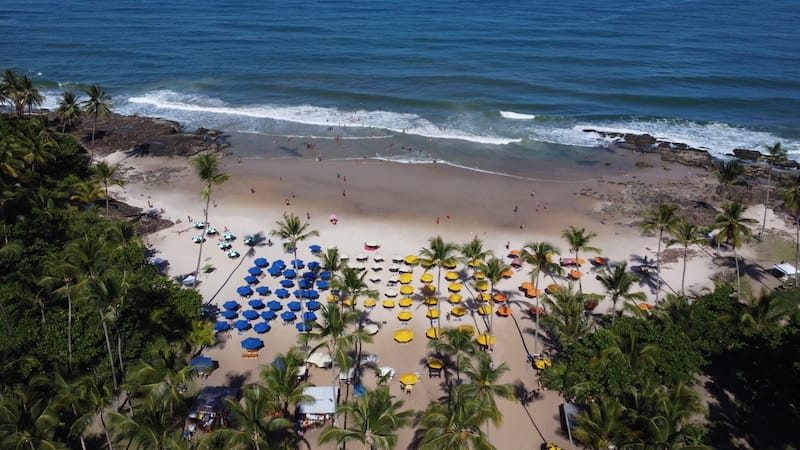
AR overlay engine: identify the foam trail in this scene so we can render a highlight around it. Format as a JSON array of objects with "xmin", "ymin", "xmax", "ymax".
[{"xmin": 500, "ymin": 111, "xmax": 537, "ymax": 120}]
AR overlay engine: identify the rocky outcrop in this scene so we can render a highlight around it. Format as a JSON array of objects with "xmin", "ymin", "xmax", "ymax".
[
  {"xmin": 733, "ymin": 148, "xmax": 763, "ymax": 161},
  {"xmin": 584, "ymin": 129, "xmax": 716, "ymax": 170}
]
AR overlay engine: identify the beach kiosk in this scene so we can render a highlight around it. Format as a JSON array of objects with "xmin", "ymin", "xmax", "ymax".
[
  {"xmin": 297, "ymin": 386, "xmax": 338, "ymax": 429},
  {"xmin": 183, "ymin": 386, "xmax": 239, "ymax": 439}
]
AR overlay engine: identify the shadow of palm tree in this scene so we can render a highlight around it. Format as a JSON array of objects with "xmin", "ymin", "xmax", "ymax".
[{"xmin": 206, "ymin": 246, "xmax": 257, "ymax": 305}]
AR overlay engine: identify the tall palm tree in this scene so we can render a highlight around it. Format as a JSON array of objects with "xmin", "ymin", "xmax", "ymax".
[
  {"xmin": 640, "ymin": 203, "xmax": 679, "ymax": 303},
  {"xmin": 459, "ymin": 352, "xmax": 515, "ymax": 436},
  {"xmin": 69, "ymin": 180, "xmax": 105, "ymax": 207},
  {"xmin": 780, "ymin": 174, "xmax": 800, "ymax": 287},
  {"xmin": 271, "ymin": 212, "xmax": 319, "ymax": 321},
  {"xmin": 459, "ymin": 236, "xmax": 492, "ymax": 275},
  {"xmin": 420, "ymin": 236, "xmax": 459, "ymax": 324},
  {"xmin": 332, "ymin": 266, "xmax": 377, "ymax": 311},
  {"xmin": 258, "ymin": 350, "xmax": 312, "ymax": 418},
  {"xmin": 713, "ymin": 202, "xmax": 756, "ymax": 300},
  {"xmin": 319, "ymin": 386, "xmax": 413, "ymax": 450},
  {"xmin": 192, "ymin": 152, "xmax": 230, "ymax": 288},
  {"xmin": 0, "ymin": 384, "xmax": 64, "ymax": 450},
  {"xmin": 321, "ymin": 246, "xmax": 344, "ymax": 274},
  {"xmin": 572, "ymin": 396, "xmax": 632, "ymax": 450},
  {"xmin": 303, "ymin": 304, "xmax": 359, "ymax": 379},
  {"xmin": 596, "ymin": 262, "xmax": 646, "ymax": 321},
  {"xmin": 561, "ymin": 226, "xmax": 600, "ymax": 292},
  {"xmin": 636, "ymin": 383, "xmax": 706, "ymax": 450},
  {"xmin": 90, "ymin": 161, "xmax": 125, "ymax": 217},
  {"xmin": 127, "ymin": 339, "xmax": 195, "ymax": 418},
  {"xmin": 759, "ymin": 142, "xmax": 787, "ymax": 238},
  {"xmin": 541, "ymin": 284, "xmax": 590, "ymax": 350},
  {"xmin": 715, "ymin": 160, "xmax": 745, "ymax": 200},
  {"xmin": 82, "ymin": 84, "xmax": 111, "ymax": 146},
  {"xmin": 19, "ymin": 76, "xmax": 43, "ymax": 116},
  {"xmin": 15, "ymin": 123, "xmax": 55, "ymax": 173},
  {"xmin": 106, "ymin": 398, "xmax": 187, "ymax": 450},
  {"xmin": 414, "ymin": 387, "xmax": 493, "ymax": 450},
  {"xmin": 666, "ymin": 218, "xmax": 706, "ymax": 296},
  {"xmin": 57, "ymin": 91, "xmax": 82, "ymax": 132},
  {"xmin": 739, "ymin": 289, "xmax": 796, "ymax": 335},
  {"xmin": 476, "ymin": 257, "xmax": 510, "ymax": 334},
  {"xmin": 521, "ymin": 241, "xmax": 561, "ymax": 354},
  {"xmin": 429, "ymin": 327, "xmax": 478, "ymax": 384}
]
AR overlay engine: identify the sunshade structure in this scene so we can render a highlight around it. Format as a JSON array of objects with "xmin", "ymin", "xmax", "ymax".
[
  {"xmin": 451, "ymin": 306, "xmax": 467, "ymax": 317},
  {"xmin": 399, "ymin": 285, "xmax": 414, "ymax": 295},
  {"xmin": 507, "ymin": 249, "xmax": 521, "ymax": 258},
  {"xmin": 316, "ymin": 280, "xmax": 329, "ymax": 290},
  {"xmin": 275, "ymin": 288, "xmax": 290, "ymax": 299},
  {"xmin": 254, "ymin": 257, "xmax": 268, "ymax": 268},
  {"xmin": 373, "ymin": 254, "xmax": 384, "ymax": 262},
  {"xmin": 593, "ymin": 256, "xmax": 609, "ymax": 266},
  {"xmin": 248, "ymin": 299, "xmax": 265, "ymax": 309},
  {"xmin": 529, "ymin": 306, "xmax": 545, "ymax": 316},
  {"xmin": 443, "ymin": 259, "xmax": 458, "ymax": 269},
  {"xmin": 237, "ymin": 286, "xmax": 254, "ymax": 297},
  {"xmin": 221, "ymin": 310, "xmax": 238, "ymax": 320},
  {"xmin": 287, "ymin": 301, "xmax": 302, "ymax": 312},
  {"xmin": 244, "ymin": 275, "xmax": 259, "ymax": 285},
  {"xmin": 190, "ymin": 356, "xmax": 217, "ymax": 373},
  {"xmin": 399, "ymin": 373, "xmax": 420, "ymax": 386},
  {"xmin": 365, "ymin": 240, "xmax": 380, "ymax": 250},
  {"xmin": 448, "ymin": 283, "xmax": 462, "ymax": 293},
  {"xmin": 393, "ymin": 329, "xmax": 413, "ymax": 343},
  {"xmin": 248, "ymin": 267, "xmax": 263, "ymax": 276},
  {"xmin": 241, "ymin": 337, "xmax": 263, "ymax": 351},
  {"xmin": 206, "ymin": 227, "xmax": 218, "ymax": 235},
  {"xmin": 242, "ymin": 310, "xmax": 259, "ymax": 320},
  {"xmin": 457, "ymin": 324, "xmax": 475, "ymax": 336},
  {"xmin": 363, "ymin": 298, "xmax": 376, "ymax": 308},
  {"xmin": 475, "ymin": 281, "xmax": 489, "ymax": 292},
  {"xmin": 546, "ymin": 284, "xmax": 561, "ymax": 294},
  {"xmin": 478, "ymin": 292, "xmax": 492, "ymax": 302},
  {"xmin": 448, "ymin": 294, "xmax": 462, "ymax": 304},
  {"xmin": 356, "ymin": 253, "xmax": 368, "ymax": 262},
  {"xmin": 319, "ymin": 271, "xmax": 332, "ymax": 280},
  {"xmin": 510, "ymin": 259, "xmax": 523, "ymax": 268},
  {"xmin": 425, "ymin": 327, "xmax": 442, "ymax": 339},
  {"xmin": 255, "ymin": 286, "xmax": 271, "ymax": 296},
  {"xmin": 280, "ymin": 279, "xmax": 295, "ymax": 288},
  {"xmin": 233, "ymin": 320, "xmax": 250, "ymax": 331},
  {"xmin": 477, "ymin": 304, "xmax": 493, "ymax": 316},
  {"xmin": 283, "ymin": 269, "xmax": 297, "ymax": 279},
  {"xmin": 290, "ymin": 259, "xmax": 304, "ymax": 269},
  {"xmin": 296, "ymin": 322, "xmax": 313, "ymax": 332},
  {"xmin": 420, "ymin": 273, "xmax": 434, "ymax": 283},
  {"xmin": 424, "ymin": 297, "xmax": 438, "ymax": 306},
  {"xmin": 427, "ymin": 358, "xmax": 443, "ymax": 369},
  {"xmin": 214, "ymin": 321, "xmax": 230, "ymax": 332},
  {"xmin": 476, "ymin": 333, "xmax": 497, "ymax": 347},
  {"xmin": 362, "ymin": 323, "xmax": 380, "ymax": 335},
  {"xmin": 253, "ymin": 322, "xmax": 271, "ymax": 334},
  {"xmin": 307, "ymin": 300, "xmax": 321, "ymax": 311},
  {"xmin": 426, "ymin": 309, "xmax": 440, "ymax": 320},
  {"xmin": 524, "ymin": 288, "xmax": 542, "ymax": 298},
  {"xmin": 493, "ymin": 293, "xmax": 507, "ymax": 303},
  {"xmin": 384, "ymin": 289, "xmax": 399, "ymax": 298},
  {"xmin": 474, "ymin": 271, "xmax": 486, "ymax": 280},
  {"xmin": 309, "ymin": 244, "xmax": 322, "ymax": 253},
  {"xmin": 192, "ymin": 235, "xmax": 204, "ymax": 243},
  {"xmin": 306, "ymin": 351, "xmax": 333, "ymax": 368},
  {"xmin": 421, "ymin": 285, "xmax": 436, "ymax": 295},
  {"xmin": 497, "ymin": 305, "xmax": 512, "ymax": 317},
  {"xmin": 568, "ymin": 270, "xmax": 583, "ymax": 280},
  {"xmin": 281, "ymin": 311, "xmax": 297, "ymax": 322},
  {"xmin": 399, "ymin": 273, "xmax": 413, "ymax": 284},
  {"xmin": 444, "ymin": 271, "xmax": 459, "ymax": 281},
  {"xmin": 398, "ymin": 297, "xmax": 413, "ymax": 308},
  {"xmin": 267, "ymin": 300, "xmax": 282, "ymax": 311},
  {"xmin": 327, "ymin": 294, "xmax": 339, "ymax": 303},
  {"xmin": 302, "ymin": 311, "xmax": 317, "ymax": 322},
  {"xmin": 637, "ymin": 303, "xmax": 651, "ymax": 311},
  {"xmin": 223, "ymin": 300, "xmax": 240, "ymax": 311},
  {"xmin": 261, "ymin": 310, "xmax": 277, "ymax": 320},
  {"xmin": 403, "ymin": 255, "xmax": 419, "ymax": 265},
  {"xmin": 501, "ymin": 269, "xmax": 515, "ymax": 278},
  {"xmin": 397, "ymin": 311, "xmax": 413, "ymax": 321},
  {"xmin": 382, "ymin": 299, "xmax": 395, "ymax": 309},
  {"xmin": 534, "ymin": 358, "xmax": 553, "ymax": 370}
]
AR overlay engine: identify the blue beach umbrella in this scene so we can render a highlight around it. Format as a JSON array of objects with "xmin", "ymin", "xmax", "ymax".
[
  {"xmin": 272, "ymin": 260, "xmax": 286, "ymax": 269},
  {"xmin": 244, "ymin": 275, "xmax": 259, "ymax": 285},
  {"xmin": 190, "ymin": 356, "xmax": 216, "ymax": 372},
  {"xmin": 255, "ymin": 286, "xmax": 271, "ymax": 296},
  {"xmin": 221, "ymin": 310, "xmax": 238, "ymax": 320},
  {"xmin": 275, "ymin": 288, "xmax": 290, "ymax": 299},
  {"xmin": 316, "ymin": 280, "xmax": 329, "ymax": 290},
  {"xmin": 291, "ymin": 259, "xmax": 304, "ymax": 269},
  {"xmin": 241, "ymin": 337, "xmax": 263, "ymax": 350},
  {"xmin": 214, "ymin": 321, "xmax": 230, "ymax": 332},
  {"xmin": 319, "ymin": 271, "xmax": 332, "ymax": 280},
  {"xmin": 242, "ymin": 310, "xmax": 259, "ymax": 320},
  {"xmin": 237, "ymin": 286, "xmax": 254, "ymax": 297},
  {"xmin": 280, "ymin": 279, "xmax": 295, "ymax": 288},
  {"xmin": 261, "ymin": 310, "xmax": 277, "ymax": 320},
  {"xmin": 309, "ymin": 244, "xmax": 322, "ymax": 253},
  {"xmin": 253, "ymin": 322, "xmax": 271, "ymax": 334},
  {"xmin": 308, "ymin": 261, "xmax": 321, "ymax": 270},
  {"xmin": 281, "ymin": 311, "xmax": 297, "ymax": 322},
  {"xmin": 354, "ymin": 384, "xmax": 367, "ymax": 397},
  {"xmin": 307, "ymin": 290, "xmax": 320, "ymax": 299},
  {"xmin": 292, "ymin": 289, "xmax": 303, "ymax": 299},
  {"xmin": 223, "ymin": 300, "xmax": 240, "ymax": 310},
  {"xmin": 233, "ymin": 319, "xmax": 250, "ymax": 331},
  {"xmin": 296, "ymin": 322, "xmax": 312, "ymax": 332},
  {"xmin": 287, "ymin": 301, "xmax": 302, "ymax": 312},
  {"xmin": 254, "ymin": 257, "xmax": 268, "ymax": 268},
  {"xmin": 283, "ymin": 269, "xmax": 297, "ymax": 279},
  {"xmin": 248, "ymin": 267, "xmax": 263, "ymax": 276},
  {"xmin": 302, "ymin": 311, "xmax": 317, "ymax": 322},
  {"xmin": 298, "ymin": 279, "xmax": 312, "ymax": 289},
  {"xmin": 267, "ymin": 300, "xmax": 282, "ymax": 311},
  {"xmin": 306, "ymin": 300, "xmax": 321, "ymax": 311},
  {"xmin": 248, "ymin": 299, "xmax": 265, "ymax": 309},
  {"xmin": 268, "ymin": 267, "xmax": 282, "ymax": 277},
  {"xmin": 302, "ymin": 271, "xmax": 317, "ymax": 280}
]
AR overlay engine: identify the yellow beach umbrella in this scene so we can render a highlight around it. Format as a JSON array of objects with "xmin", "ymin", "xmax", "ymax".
[
  {"xmin": 404, "ymin": 255, "xmax": 419, "ymax": 265},
  {"xmin": 475, "ymin": 281, "xmax": 489, "ymax": 292},
  {"xmin": 474, "ymin": 271, "xmax": 486, "ymax": 280},
  {"xmin": 399, "ymin": 285, "xmax": 414, "ymax": 295},
  {"xmin": 448, "ymin": 283, "xmax": 462, "ymax": 293},
  {"xmin": 427, "ymin": 358, "xmax": 444, "ymax": 369},
  {"xmin": 363, "ymin": 298, "xmax": 376, "ymax": 308},
  {"xmin": 468, "ymin": 258, "xmax": 483, "ymax": 268},
  {"xmin": 343, "ymin": 298, "xmax": 354, "ymax": 307},
  {"xmin": 426, "ymin": 309, "xmax": 440, "ymax": 319},
  {"xmin": 534, "ymin": 358, "xmax": 552, "ymax": 370},
  {"xmin": 457, "ymin": 324, "xmax": 475, "ymax": 336},
  {"xmin": 424, "ymin": 297, "xmax": 438, "ymax": 306},
  {"xmin": 399, "ymin": 372, "xmax": 419, "ymax": 385},
  {"xmin": 478, "ymin": 292, "xmax": 492, "ymax": 302},
  {"xmin": 477, "ymin": 304, "xmax": 493, "ymax": 316},
  {"xmin": 399, "ymin": 273, "xmax": 413, "ymax": 284},
  {"xmin": 443, "ymin": 259, "xmax": 457, "ymax": 269},
  {"xmin": 382, "ymin": 299, "xmax": 396, "ymax": 308},
  {"xmin": 327, "ymin": 294, "xmax": 340, "ymax": 303},
  {"xmin": 445, "ymin": 271, "xmax": 460, "ymax": 281},
  {"xmin": 546, "ymin": 284, "xmax": 561, "ymax": 294},
  {"xmin": 420, "ymin": 273, "xmax": 434, "ymax": 284},
  {"xmin": 448, "ymin": 294, "xmax": 462, "ymax": 304},
  {"xmin": 451, "ymin": 305, "xmax": 467, "ymax": 317},
  {"xmin": 399, "ymin": 297, "xmax": 413, "ymax": 308},
  {"xmin": 476, "ymin": 333, "xmax": 497, "ymax": 347},
  {"xmin": 420, "ymin": 259, "xmax": 434, "ymax": 269},
  {"xmin": 393, "ymin": 329, "xmax": 413, "ymax": 343},
  {"xmin": 425, "ymin": 327, "xmax": 442, "ymax": 339},
  {"xmin": 397, "ymin": 311, "xmax": 413, "ymax": 321}
]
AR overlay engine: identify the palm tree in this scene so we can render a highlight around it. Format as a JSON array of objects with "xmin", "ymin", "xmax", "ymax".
[
  {"xmin": 259, "ymin": 350, "xmax": 312, "ymax": 418},
  {"xmin": 303, "ymin": 304, "xmax": 359, "ymax": 380},
  {"xmin": 561, "ymin": 226, "xmax": 601, "ymax": 292},
  {"xmin": 666, "ymin": 218, "xmax": 706, "ymax": 296},
  {"xmin": 82, "ymin": 84, "xmax": 111, "ymax": 146},
  {"xmin": 640, "ymin": 203, "xmax": 679, "ymax": 303},
  {"xmin": 429, "ymin": 327, "xmax": 478, "ymax": 384},
  {"xmin": 636, "ymin": 383, "xmax": 706, "ymax": 449},
  {"xmin": 271, "ymin": 212, "xmax": 319, "ymax": 321},
  {"xmin": 106, "ymin": 398, "xmax": 187, "ymax": 450},
  {"xmin": 69, "ymin": 180, "xmax": 105, "ymax": 206},
  {"xmin": 57, "ymin": 91, "xmax": 82, "ymax": 132},
  {"xmin": 713, "ymin": 202, "xmax": 756, "ymax": 300},
  {"xmin": 459, "ymin": 236, "xmax": 492, "ymax": 275},
  {"xmin": 332, "ymin": 265, "xmax": 377, "ymax": 311},
  {"xmin": 521, "ymin": 241, "xmax": 561, "ymax": 355},
  {"xmin": 0, "ymin": 384, "xmax": 64, "ymax": 450},
  {"xmin": 476, "ymin": 257, "xmax": 510, "ymax": 334},
  {"xmin": 780, "ymin": 174, "xmax": 800, "ymax": 287},
  {"xmin": 419, "ymin": 236, "xmax": 459, "ymax": 324},
  {"xmin": 759, "ymin": 142, "xmax": 787, "ymax": 238},
  {"xmin": 739, "ymin": 289, "xmax": 796, "ymax": 335},
  {"xmin": 90, "ymin": 161, "xmax": 125, "ymax": 217},
  {"xmin": 572, "ymin": 396, "xmax": 631, "ymax": 450},
  {"xmin": 459, "ymin": 352, "xmax": 515, "ymax": 435},
  {"xmin": 15, "ymin": 123, "xmax": 55, "ymax": 173},
  {"xmin": 319, "ymin": 386, "xmax": 413, "ymax": 450},
  {"xmin": 715, "ymin": 160, "xmax": 745, "ymax": 200},
  {"xmin": 541, "ymin": 284, "xmax": 590, "ymax": 350},
  {"xmin": 415, "ymin": 387, "xmax": 493, "ymax": 450},
  {"xmin": 127, "ymin": 339, "xmax": 195, "ymax": 418},
  {"xmin": 321, "ymin": 246, "xmax": 344, "ymax": 274},
  {"xmin": 596, "ymin": 262, "xmax": 646, "ymax": 321},
  {"xmin": 192, "ymin": 152, "xmax": 230, "ymax": 288},
  {"xmin": 19, "ymin": 76, "xmax": 43, "ymax": 116},
  {"xmin": 1, "ymin": 69, "xmax": 25, "ymax": 117}
]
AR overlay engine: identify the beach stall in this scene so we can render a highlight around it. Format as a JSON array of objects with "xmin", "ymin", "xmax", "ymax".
[
  {"xmin": 297, "ymin": 386, "xmax": 338, "ymax": 428},
  {"xmin": 183, "ymin": 386, "xmax": 239, "ymax": 439}
]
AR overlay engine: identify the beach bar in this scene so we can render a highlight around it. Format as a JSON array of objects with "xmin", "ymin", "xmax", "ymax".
[
  {"xmin": 183, "ymin": 386, "xmax": 239, "ymax": 439},
  {"xmin": 297, "ymin": 386, "xmax": 338, "ymax": 428}
]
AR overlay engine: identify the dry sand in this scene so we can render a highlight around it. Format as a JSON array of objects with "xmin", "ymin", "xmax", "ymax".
[{"xmin": 110, "ymin": 150, "xmax": 725, "ymax": 450}]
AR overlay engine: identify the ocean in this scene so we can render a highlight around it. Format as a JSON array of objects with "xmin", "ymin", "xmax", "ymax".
[{"xmin": 3, "ymin": 0, "xmax": 800, "ymax": 174}]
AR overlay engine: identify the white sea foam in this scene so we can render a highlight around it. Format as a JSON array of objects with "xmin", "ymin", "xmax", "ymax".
[{"xmin": 499, "ymin": 110, "xmax": 537, "ymax": 120}]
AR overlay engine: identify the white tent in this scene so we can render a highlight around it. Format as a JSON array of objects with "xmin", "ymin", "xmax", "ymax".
[
  {"xmin": 297, "ymin": 386, "xmax": 338, "ymax": 425},
  {"xmin": 774, "ymin": 263, "xmax": 798, "ymax": 277}
]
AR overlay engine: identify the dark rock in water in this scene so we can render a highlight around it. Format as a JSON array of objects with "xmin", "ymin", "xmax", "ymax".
[{"xmin": 733, "ymin": 148, "xmax": 763, "ymax": 161}]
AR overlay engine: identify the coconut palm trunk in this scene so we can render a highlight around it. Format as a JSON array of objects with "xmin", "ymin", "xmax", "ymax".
[
  {"xmin": 192, "ymin": 193, "xmax": 212, "ymax": 288},
  {"xmin": 98, "ymin": 309, "xmax": 118, "ymax": 390}
]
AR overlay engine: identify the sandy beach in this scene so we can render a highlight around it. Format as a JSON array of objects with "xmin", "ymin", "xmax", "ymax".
[{"xmin": 111, "ymin": 148, "xmax": 733, "ymax": 449}]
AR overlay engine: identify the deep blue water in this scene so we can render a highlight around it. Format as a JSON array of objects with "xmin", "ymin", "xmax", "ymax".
[{"xmin": 2, "ymin": 0, "xmax": 800, "ymax": 164}]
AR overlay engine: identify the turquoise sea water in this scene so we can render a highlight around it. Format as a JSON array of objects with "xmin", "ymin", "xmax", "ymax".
[{"xmin": 3, "ymin": 0, "xmax": 800, "ymax": 169}]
